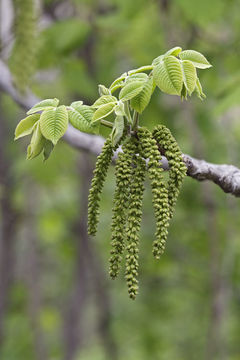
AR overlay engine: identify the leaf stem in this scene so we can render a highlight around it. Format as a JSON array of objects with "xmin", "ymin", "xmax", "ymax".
[
  {"xmin": 132, "ymin": 111, "xmax": 139, "ymax": 131},
  {"xmin": 100, "ymin": 119, "xmax": 113, "ymax": 128},
  {"xmin": 124, "ymin": 102, "xmax": 133, "ymax": 124}
]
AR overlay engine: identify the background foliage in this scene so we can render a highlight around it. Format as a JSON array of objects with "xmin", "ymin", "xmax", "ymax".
[{"xmin": 1, "ymin": 0, "xmax": 240, "ymax": 359}]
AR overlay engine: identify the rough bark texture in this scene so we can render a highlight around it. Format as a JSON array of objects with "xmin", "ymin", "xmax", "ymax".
[{"xmin": 1, "ymin": 59, "xmax": 240, "ymax": 197}]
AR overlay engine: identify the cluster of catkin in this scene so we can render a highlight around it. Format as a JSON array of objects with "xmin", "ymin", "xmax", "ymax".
[{"xmin": 88, "ymin": 125, "xmax": 186, "ymax": 299}]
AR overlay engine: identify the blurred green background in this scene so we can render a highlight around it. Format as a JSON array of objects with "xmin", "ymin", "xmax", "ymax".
[{"xmin": 1, "ymin": 0, "xmax": 240, "ymax": 359}]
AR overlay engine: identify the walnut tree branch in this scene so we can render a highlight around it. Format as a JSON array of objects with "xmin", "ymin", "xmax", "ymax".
[{"xmin": 1, "ymin": 59, "xmax": 240, "ymax": 197}]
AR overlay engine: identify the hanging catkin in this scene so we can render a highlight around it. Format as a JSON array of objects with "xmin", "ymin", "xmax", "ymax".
[
  {"xmin": 137, "ymin": 127, "xmax": 170, "ymax": 259},
  {"xmin": 88, "ymin": 137, "xmax": 114, "ymax": 236},
  {"xmin": 10, "ymin": 0, "xmax": 38, "ymax": 92},
  {"xmin": 125, "ymin": 140, "xmax": 146, "ymax": 299},
  {"xmin": 109, "ymin": 137, "xmax": 137, "ymax": 279},
  {"xmin": 152, "ymin": 125, "xmax": 187, "ymax": 218}
]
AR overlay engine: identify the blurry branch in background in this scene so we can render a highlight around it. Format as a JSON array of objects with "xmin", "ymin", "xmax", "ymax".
[
  {"xmin": 0, "ymin": 95, "xmax": 20, "ymax": 345},
  {"xmin": 1, "ymin": 59, "xmax": 240, "ymax": 197}
]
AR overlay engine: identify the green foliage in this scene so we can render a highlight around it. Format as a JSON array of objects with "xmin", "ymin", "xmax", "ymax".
[
  {"xmin": 153, "ymin": 55, "xmax": 183, "ymax": 95},
  {"xmin": 92, "ymin": 95, "xmax": 118, "ymax": 108},
  {"xmin": 15, "ymin": 46, "xmax": 210, "ymax": 161},
  {"xmin": 181, "ymin": 60, "xmax": 197, "ymax": 97},
  {"xmin": 130, "ymin": 76, "xmax": 154, "ymax": 113},
  {"xmin": 14, "ymin": 114, "xmax": 40, "ymax": 140},
  {"xmin": 27, "ymin": 122, "xmax": 45, "ymax": 160},
  {"xmin": 27, "ymin": 99, "xmax": 60, "ymax": 115},
  {"xmin": 110, "ymin": 115, "xmax": 124, "ymax": 146},
  {"xmin": 68, "ymin": 104, "xmax": 98, "ymax": 135},
  {"xmin": 119, "ymin": 80, "xmax": 145, "ymax": 101},
  {"xmin": 7, "ymin": 1, "xmax": 240, "ymax": 356},
  {"xmin": 179, "ymin": 50, "xmax": 212, "ymax": 69},
  {"xmin": 15, "ymin": 45, "xmax": 211, "ymax": 298},
  {"xmin": 40, "ymin": 105, "xmax": 68, "ymax": 145},
  {"xmin": 92, "ymin": 102, "xmax": 116, "ymax": 122}
]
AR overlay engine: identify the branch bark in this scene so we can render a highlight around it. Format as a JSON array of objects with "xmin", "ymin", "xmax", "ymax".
[{"xmin": 1, "ymin": 59, "xmax": 240, "ymax": 197}]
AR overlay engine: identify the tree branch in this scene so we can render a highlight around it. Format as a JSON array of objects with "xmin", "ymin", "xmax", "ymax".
[{"xmin": 1, "ymin": 59, "xmax": 240, "ymax": 197}]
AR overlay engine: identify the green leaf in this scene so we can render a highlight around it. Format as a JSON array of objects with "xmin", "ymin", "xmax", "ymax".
[
  {"xmin": 119, "ymin": 81, "xmax": 144, "ymax": 101},
  {"xmin": 111, "ymin": 116, "xmax": 124, "ymax": 146},
  {"xmin": 70, "ymin": 101, "xmax": 83, "ymax": 108},
  {"xmin": 14, "ymin": 114, "xmax": 40, "ymax": 140},
  {"xmin": 152, "ymin": 55, "xmax": 164, "ymax": 66},
  {"xmin": 27, "ymin": 123, "xmax": 45, "ymax": 160},
  {"xmin": 27, "ymin": 98, "xmax": 59, "ymax": 115},
  {"xmin": 98, "ymin": 84, "xmax": 111, "ymax": 96},
  {"xmin": 164, "ymin": 46, "xmax": 182, "ymax": 57},
  {"xmin": 92, "ymin": 95, "xmax": 117, "ymax": 108},
  {"xmin": 40, "ymin": 105, "xmax": 68, "ymax": 145},
  {"xmin": 125, "ymin": 73, "xmax": 148, "ymax": 84},
  {"xmin": 109, "ymin": 73, "xmax": 127, "ymax": 91},
  {"xmin": 72, "ymin": 104, "xmax": 94, "ymax": 121},
  {"xmin": 181, "ymin": 60, "xmax": 197, "ymax": 95},
  {"xmin": 130, "ymin": 77, "xmax": 153, "ymax": 113},
  {"xmin": 69, "ymin": 105, "xmax": 99, "ymax": 134},
  {"xmin": 114, "ymin": 101, "xmax": 126, "ymax": 116},
  {"xmin": 195, "ymin": 77, "xmax": 206, "ymax": 100},
  {"xmin": 181, "ymin": 83, "xmax": 188, "ymax": 100},
  {"xmin": 43, "ymin": 140, "xmax": 54, "ymax": 161},
  {"xmin": 153, "ymin": 56, "xmax": 183, "ymax": 95},
  {"xmin": 92, "ymin": 102, "xmax": 116, "ymax": 123},
  {"xmin": 128, "ymin": 65, "xmax": 153, "ymax": 75},
  {"xmin": 179, "ymin": 50, "xmax": 212, "ymax": 69}
]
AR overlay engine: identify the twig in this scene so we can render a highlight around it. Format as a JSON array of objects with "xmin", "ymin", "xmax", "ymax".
[{"xmin": 1, "ymin": 59, "xmax": 240, "ymax": 197}]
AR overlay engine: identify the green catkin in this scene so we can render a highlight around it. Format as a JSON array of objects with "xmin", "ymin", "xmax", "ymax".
[
  {"xmin": 10, "ymin": 0, "xmax": 38, "ymax": 92},
  {"xmin": 137, "ymin": 127, "xmax": 170, "ymax": 259},
  {"xmin": 88, "ymin": 137, "xmax": 114, "ymax": 236},
  {"xmin": 152, "ymin": 125, "xmax": 187, "ymax": 218},
  {"xmin": 109, "ymin": 137, "xmax": 137, "ymax": 279},
  {"xmin": 125, "ymin": 142, "xmax": 146, "ymax": 299}
]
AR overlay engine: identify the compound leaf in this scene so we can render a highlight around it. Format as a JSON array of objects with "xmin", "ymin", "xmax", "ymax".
[
  {"xmin": 40, "ymin": 105, "xmax": 68, "ymax": 145},
  {"xmin": 179, "ymin": 50, "xmax": 212, "ymax": 69},
  {"xmin": 153, "ymin": 56, "xmax": 183, "ymax": 95},
  {"xmin": 15, "ymin": 113, "xmax": 40, "ymax": 140},
  {"xmin": 27, "ymin": 98, "xmax": 59, "ymax": 115}
]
